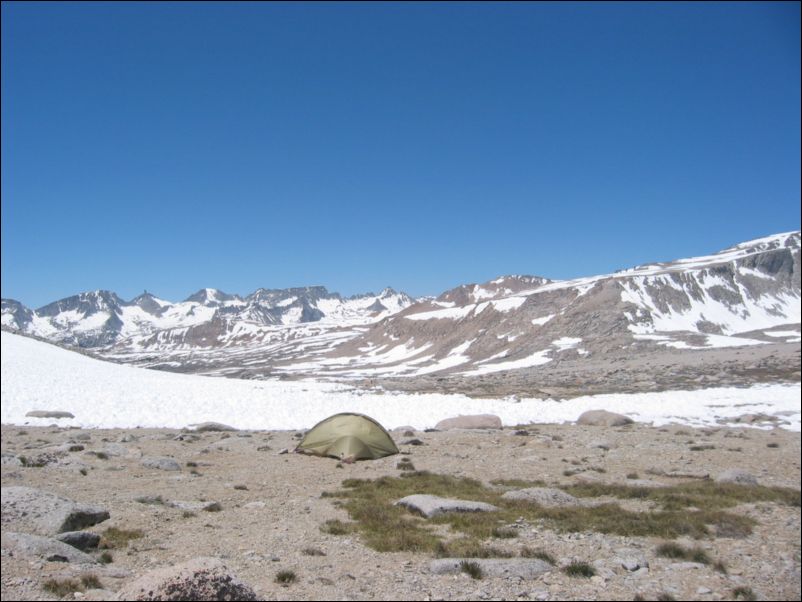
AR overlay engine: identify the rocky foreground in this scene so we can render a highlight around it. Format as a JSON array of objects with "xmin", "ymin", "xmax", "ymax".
[{"xmin": 1, "ymin": 417, "xmax": 800, "ymax": 601}]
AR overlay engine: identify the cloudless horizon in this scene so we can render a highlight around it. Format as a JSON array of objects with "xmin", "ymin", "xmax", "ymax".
[{"xmin": 2, "ymin": 2, "xmax": 800, "ymax": 309}]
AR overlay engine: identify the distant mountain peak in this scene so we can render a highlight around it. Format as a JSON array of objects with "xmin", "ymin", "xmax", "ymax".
[{"xmin": 183, "ymin": 288, "xmax": 241, "ymax": 306}]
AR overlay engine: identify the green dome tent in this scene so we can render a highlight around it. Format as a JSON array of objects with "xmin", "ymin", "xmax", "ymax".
[{"xmin": 296, "ymin": 413, "xmax": 399, "ymax": 462}]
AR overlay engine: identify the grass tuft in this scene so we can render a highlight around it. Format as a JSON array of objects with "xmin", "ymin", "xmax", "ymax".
[
  {"xmin": 42, "ymin": 578, "xmax": 82, "ymax": 597},
  {"xmin": 435, "ymin": 539, "xmax": 512, "ymax": 559},
  {"xmin": 80, "ymin": 574, "xmax": 103, "ymax": 589},
  {"xmin": 656, "ymin": 542, "xmax": 710, "ymax": 564},
  {"xmin": 520, "ymin": 548, "xmax": 555, "ymax": 564},
  {"xmin": 397, "ymin": 458, "xmax": 416, "ymax": 471},
  {"xmin": 491, "ymin": 527, "xmax": 518, "ymax": 539},
  {"xmin": 459, "ymin": 560, "xmax": 483, "ymax": 580},
  {"xmin": 98, "ymin": 551, "xmax": 113, "ymax": 564},
  {"xmin": 490, "ymin": 478, "xmax": 546, "ymax": 489},
  {"xmin": 320, "ymin": 519, "xmax": 357, "ymax": 535},
  {"xmin": 655, "ymin": 542, "xmax": 686, "ymax": 559},
  {"xmin": 99, "ymin": 527, "xmax": 143, "ymax": 549},
  {"xmin": 135, "ymin": 495, "xmax": 165, "ymax": 505},
  {"xmin": 562, "ymin": 560, "xmax": 595, "ymax": 578},
  {"xmin": 275, "ymin": 570, "xmax": 297, "ymax": 585},
  {"xmin": 732, "ymin": 586, "xmax": 757, "ymax": 601},
  {"xmin": 42, "ymin": 573, "xmax": 103, "ymax": 598}
]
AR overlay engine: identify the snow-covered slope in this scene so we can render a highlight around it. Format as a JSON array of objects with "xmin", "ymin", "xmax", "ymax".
[
  {"xmin": 2, "ymin": 331, "xmax": 799, "ymax": 430},
  {"xmin": 276, "ymin": 231, "xmax": 800, "ymax": 378}
]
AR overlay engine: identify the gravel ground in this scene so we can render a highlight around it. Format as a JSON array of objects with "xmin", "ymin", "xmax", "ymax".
[{"xmin": 1, "ymin": 421, "xmax": 800, "ymax": 601}]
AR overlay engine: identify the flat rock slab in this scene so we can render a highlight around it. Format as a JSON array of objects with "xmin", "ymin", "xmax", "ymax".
[
  {"xmin": 435, "ymin": 414, "xmax": 503, "ymax": 430},
  {"xmin": 1, "ymin": 486, "xmax": 110, "ymax": 535},
  {"xmin": 140, "ymin": 456, "xmax": 181, "ymax": 471},
  {"xmin": 430, "ymin": 558, "xmax": 553, "ymax": 579},
  {"xmin": 115, "ymin": 557, "xmax": 258, "ymax": 601},
  {"xmin": 576, "ymin": 410, "xmax": 634, "ymax": 427},
  {"xmin": 2, "ymin": 531, "xmax": 97, "ymax": 564},
  {"xmin": 395, "ymin": 494, "xmax": 498, "ymax": 518},
  {"xmin": 166, "ymin": 500, "xmax": 221, "ymax": 512},
  {"xmin": 624, "ymin": 479, "xmax": 668, "ymax": 489},
  {"xmin": 25, "ymin": 410, "xmax": 75, "ymax": 419},
  {"xmin": 501, "ymin": 487, "xmax": 579, "ymax": 507}
]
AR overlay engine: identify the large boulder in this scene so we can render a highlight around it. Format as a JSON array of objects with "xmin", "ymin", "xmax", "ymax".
[
  {"xmin": 435, "ymin": 414, "xmax": 502, "ymax": 430},
  {"xmin": 576, "ymin": 410, "xmax": 634, "ymax": 427},
  {"xmin": 1, "ymin": 486, "xmax": 109, "ymax": 535},
  {"xmin": 115, "ymin": 557, "xmax": 258, "ymax": 601},
  {"xmin": 395, "ymin": 494, "xmax": 498, "ymax": 518},
  {"xmin": 1, "ymin": 531, "xmax": 97, "ymax": 564}
]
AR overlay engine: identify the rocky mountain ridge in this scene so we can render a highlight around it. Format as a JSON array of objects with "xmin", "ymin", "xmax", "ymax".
[
  {"xmin": 2, "ymin": 232, "xmax": 799, "ymax": 382},
  {"xmin": 1, "ymin": 286, "xmax": 415, "ymax": 349}
]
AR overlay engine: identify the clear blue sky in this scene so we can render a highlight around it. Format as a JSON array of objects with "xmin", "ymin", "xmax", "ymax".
[{"xmin": 2, "ymin": 2, "xmax": 800, "ymax": 308}]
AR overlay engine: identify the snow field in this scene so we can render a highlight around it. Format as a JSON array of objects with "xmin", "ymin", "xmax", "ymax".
[{"xmin": 2, "ymin": 332, "xmax": 798, "ymax": 432}]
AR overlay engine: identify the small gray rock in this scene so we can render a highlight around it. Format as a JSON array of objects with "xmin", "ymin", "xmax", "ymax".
[
  {"xmin": 395, "ymin": 494, "xmax": 498, "ymax": 518},
  {"xmin": 618, "ymin": 556, "xmax": 648, "ymax": 571},
  {"xmin": 55, "ymin": 530, "xmax": 101, "ymax": 551},
  {"xmin": 166, "ymin": 500, "xmax": 222, "ymax": 512},
  {"xmin": 141, "ymin": 456, "xmax": 181, "ymax": 471}
]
